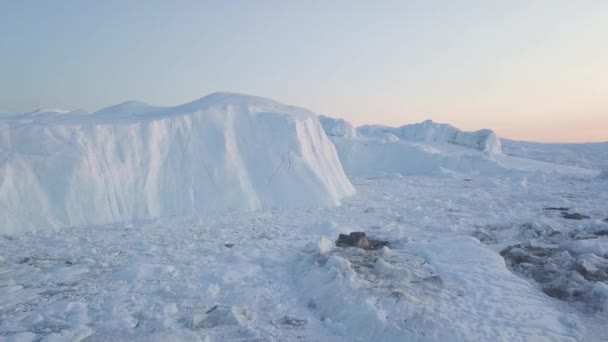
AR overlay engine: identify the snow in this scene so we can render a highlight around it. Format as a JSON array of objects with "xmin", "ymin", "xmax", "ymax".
[
  {"xmin": 296, "ymin": 235, "xmax": 583, "ymax": 341},
  {"xmin": 329, "ymin": 135, "xmax": 507, "ymax": 177},
  {"xmin": 358, "ymin": 119, "xmax": 502, "ymax": 155},
  {"xmin": 3, "ymin": 172, "xmax": 606, "ymax": 341},
  {"xmin": 23, "ymin": 108, "xmax": 71, "ymax": 116},
  {"xmin": 0, "ymin": 92, "xmax": 354, "ymax": 233},
  {"xmin": 319, "ymin": 117, "xmax": 593, "ymax": 178},
  {"xmin": 318, "ymin": 115, "xmax": 358, "ymax": 138},
  {"xmin": 503, "ymin": 139, "xmax": 608, "ymax": 171},
  {"xmin": 2, "ymin": 94, "xmax": 608, "ymax": 341},
  {"xmin": 0, "ymin": 109, "xmax": 91, "ymax": 124},
  {"xmin": 112, "ymin": 263, "xmax": 178, "ymax": 282},
  {"xmin": 560, "ymin": 239, "xmax": 608, "ymax": 257},
  {"xmin": 90, "ymin": 101, "xmax": 164, "ymax": 119}
]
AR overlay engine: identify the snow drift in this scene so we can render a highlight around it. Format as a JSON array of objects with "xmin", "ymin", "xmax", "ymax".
[{"xmin": 0, "ymin": 92, "xmax": 354, "ymax": 233}]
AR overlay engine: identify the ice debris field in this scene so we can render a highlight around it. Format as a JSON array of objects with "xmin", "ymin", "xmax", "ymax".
[{"xmin": 1, "ymin": 93, "xmax": 607, "ymax": 341}]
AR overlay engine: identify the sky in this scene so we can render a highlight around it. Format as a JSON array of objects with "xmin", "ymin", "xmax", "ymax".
[{"xmin": 0, "ymin": 0, "xmax": 606, "ymax": 143}]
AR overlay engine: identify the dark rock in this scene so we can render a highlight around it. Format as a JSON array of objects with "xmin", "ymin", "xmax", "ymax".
[
  {"xmin": 500, "ymin": 245, "xmax": 554, "ymax": 265},
  {"xmin": 18, "ymin": 256, "xmax": 33, "ymax": 264},
  {"xmin": 224, "ymin": 243, "xmax": 235, "ymax": 248},
  {"xmin": 351, "ymin": 232, "xmax": 369, "ymax": 249},
  {"xmin": 561, "ymin": 212, "xmax": 590, "ymax": 220},
  {"xmin": 543, "ymin": 287, "xmax": 570, "ymax": 300},
  {"xmin": 206, "ymin": 305, "xmax": 219, "ymax": 314},
  {"xmin": 501, "ymin": 239, "xmax": 608, "ymax": 309},
  {"xmin": 544, "ymin": 207, "xmax": 570, "ymax": 211},
  {"xmin": 412, "ymin": 275, "xmax": 443, "ymax": 286},
  {"xmin": 594, "ymin": 230, "xmax": 608, "ymax": 237},
  {"xmin": 280, "ymin": 316, "xmax": 308, "ymax": 328},
  {"xmin": 335, "ymin": 232, "xmax": 388, "ymax": 250},
  {"xmin": 575, "ymin": 262, "xmax": 608, "ymax": 282},
  {"xmin": 472, "ymin": 229, "xmax": 497, "ymax": 244},
  {"xmin": 336, "ymin": 232, "xmax": 368, "ymax": 249},
  {"xmin": 390, "ymin": 290, "xmax": 406, "ymax": 300}
]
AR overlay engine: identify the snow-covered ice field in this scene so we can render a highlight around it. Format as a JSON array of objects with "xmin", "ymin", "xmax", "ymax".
[
  {"xmin": 1, "ymin": 94, "xmax": 607, "ymax": 341},
  {"xmin": 2, "ymin": 173, "xmax": 607, "ymax": 341}
]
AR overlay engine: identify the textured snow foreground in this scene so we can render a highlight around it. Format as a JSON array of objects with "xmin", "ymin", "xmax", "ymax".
[
  {"xmin": 2, "ymin": 94, "xmax": 608, "ymax": 341},
  {"xmin": 2, "ymin": 175, "xmax": 608, "ymax": 341}
]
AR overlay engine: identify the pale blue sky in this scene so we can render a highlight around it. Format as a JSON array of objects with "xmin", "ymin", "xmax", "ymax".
[{"xmin": 1, "ymin": 0, "xmax": 606, "ymax": 142}]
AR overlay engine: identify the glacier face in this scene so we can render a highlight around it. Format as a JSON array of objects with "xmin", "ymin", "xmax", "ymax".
[{"xmin": 0, "ymin": 93, "xmax": 355, "ymax": 233}]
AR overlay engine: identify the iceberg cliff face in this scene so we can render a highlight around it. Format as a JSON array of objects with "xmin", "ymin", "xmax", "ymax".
[
  {"xmin": 358, "ymin": 120, "xmax": 502, "ymax": 155},
  {"xmin": 0, "ymin": 93, "xmax": 354, "ymax": 233},
  {"xmin": 319, "ymin": 117, "xmax": 592, "ymax": 178},
  {"xmin": 320, "ymin": 117, "xmax": 585, "ymax": 178}
]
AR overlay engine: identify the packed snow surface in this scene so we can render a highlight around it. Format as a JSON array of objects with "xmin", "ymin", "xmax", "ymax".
[
  {"xmin": 502, "ymin": 139, "xmax": 608, "ymax": 171},
  {"xmin": 2, "ymin": 173, "xmax": 607, "ymax": 341},
  {"xmin": 0, "ymin": 93, "xmax": 354, "ymax": 233}
]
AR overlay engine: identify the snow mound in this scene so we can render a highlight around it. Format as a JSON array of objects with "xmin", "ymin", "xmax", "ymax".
[
  {"xmin": 332, "ymin": 136, "xmax": 506, "ymax": 177},
  {"xmin": 597, "ymin": 171, "xmax": 608, "ymax": 180},
  {"xmin": 358, "ymin": 119, "xmax": 503, "ymax": 155},
  {"xmin": 322, "ymin": 119, "xmax": 592, "ymax": 178},
  {"xmin": 319, "ymin": 117, "xmax": 508, "ymax": 177},
  {"xmin": 0, "ymin": 92, "xmax": 355, "ymax": 234},
  {"xmin": 1, "ymin": 108, "xmax": 91, "ymax": 123},
  {"xmin": 90, "ymin": 100, "xmax": 163, "ymax": 119},
  {"xmin": 318, "ymin": 115, "xmax": 357, "ymax": 138},
  {"xmin": 24, "ymin": 108, "xmax": 71, "ymax": 116}
]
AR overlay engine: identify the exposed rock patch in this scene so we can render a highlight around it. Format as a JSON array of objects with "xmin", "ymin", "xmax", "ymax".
[
  {"xmin": 335, "ymin": 232, "xmax": 389, "ymax": 250},
  {"xmin": 562, "ymin": 212, "xmax": 591, "ymax": 220},
  {"xmin": 501, "ymin": 240, "xmax": 608, "ymax": 311},
  {"xmin": 472, "ymin": 228, "xmax": 498, "ymax": 244},
  {"xmin": 279, "ymin": 316, "xmax": 308, "ymax": 328}
]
